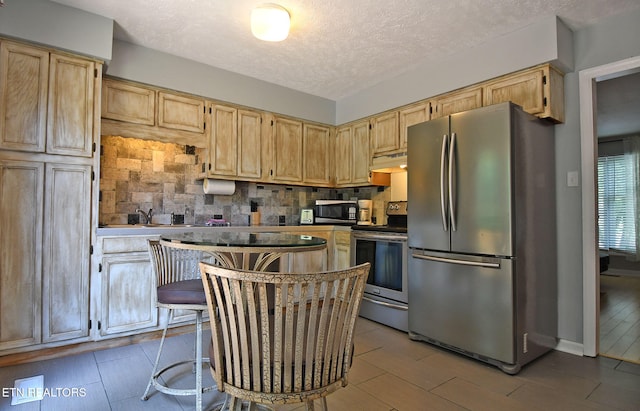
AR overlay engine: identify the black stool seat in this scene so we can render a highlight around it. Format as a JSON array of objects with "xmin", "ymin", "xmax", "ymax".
[{"xmin": 157, "ymin": 279, "xmax": 207, "ymax": 305}]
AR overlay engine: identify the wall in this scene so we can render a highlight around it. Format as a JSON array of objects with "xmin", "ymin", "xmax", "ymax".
[
  {"xmin": 554, "ymin": 7, "xmax": 640, "ymax": 345},
  {"xmin": 0, "ymin": 0, "xmax": 112, "ymax": 61},
  {"xmin": 99, "ymin": 136, "xmax": 387, "ymax": 227}
]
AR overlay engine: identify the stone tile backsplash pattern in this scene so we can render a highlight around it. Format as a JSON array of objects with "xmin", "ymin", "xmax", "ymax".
[{"xmin": 99, "ymin": 135, "xmax": 389, "ymax": 226}]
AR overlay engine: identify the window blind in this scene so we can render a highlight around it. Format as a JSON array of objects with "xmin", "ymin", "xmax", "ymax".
[{"xmin": 597, "ymin": 154, "xmax": 636, "ymax": 253}]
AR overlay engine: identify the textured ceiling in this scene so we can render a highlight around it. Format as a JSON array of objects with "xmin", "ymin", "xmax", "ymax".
[{"xmin": 51, "ymin": 0, "xmax": 640, "ymax": 101}]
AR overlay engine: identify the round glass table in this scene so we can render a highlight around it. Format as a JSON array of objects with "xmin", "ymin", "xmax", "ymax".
[{"xmin": 160, "ymin": 231, "xmax": 327, "ymax": 271}]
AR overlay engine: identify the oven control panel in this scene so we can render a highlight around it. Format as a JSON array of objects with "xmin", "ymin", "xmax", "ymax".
[{"xmin": 386, "ymin": 201, "xmax": 407, "ymax": 215}]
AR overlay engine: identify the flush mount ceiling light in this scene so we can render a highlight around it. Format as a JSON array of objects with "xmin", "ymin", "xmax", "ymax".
[{"xmin": 251, "ymin": 3, "xmax": 290, "ymax": 42}]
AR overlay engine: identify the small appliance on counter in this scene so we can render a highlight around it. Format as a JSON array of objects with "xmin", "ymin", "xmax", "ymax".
[
  {"xmin": 300, "ymin": 208, "xmax": 314, "ymax": 225},
  {"xmin": 357, "ymin": 199, "xmax": 372, "ymax": 225},
  {"xmin": 314, "ymin": 199, "xmax": 357, "ymax": 225}
]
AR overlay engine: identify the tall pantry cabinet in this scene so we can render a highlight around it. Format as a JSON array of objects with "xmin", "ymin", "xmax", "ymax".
[{"xmin": 0, "ymin": 39, "xmax": 100, "ymax": 352}]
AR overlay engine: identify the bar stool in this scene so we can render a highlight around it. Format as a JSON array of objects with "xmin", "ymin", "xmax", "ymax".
[
  {"xmin": 199, "ymin": 261, "xmax": 371, "ymax": 410},
  {"xmin": 141, "ymin": 240, "xmax": 215, "ymax": 411}
]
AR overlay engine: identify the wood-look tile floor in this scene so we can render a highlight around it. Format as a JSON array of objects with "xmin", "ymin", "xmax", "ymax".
[
  {"xmin": 600, "ymin": 273, "xmax": 640, "ymax": 364},
  {"xmin": 1, "ymin": 317, "xmax": 639, "ymax": 410}
]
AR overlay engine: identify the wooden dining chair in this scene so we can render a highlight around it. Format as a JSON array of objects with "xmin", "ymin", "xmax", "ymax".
[
  {"xmin": 199, "ymin": 261, "xmax": 370, "ymax": 411},
  {"xmin": 141, "ymin": 240, "xmax": 215, "ymax": 411}
]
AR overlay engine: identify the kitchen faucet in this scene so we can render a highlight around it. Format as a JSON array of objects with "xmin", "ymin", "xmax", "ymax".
[{"xmin": 136, "ymin": 208, "xmax": 153, "ymax": 224}]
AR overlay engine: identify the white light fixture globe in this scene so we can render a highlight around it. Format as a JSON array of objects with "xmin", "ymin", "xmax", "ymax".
[{"xmin": 251, "ymin": 4, "xmax": 290, "ymax": 42}]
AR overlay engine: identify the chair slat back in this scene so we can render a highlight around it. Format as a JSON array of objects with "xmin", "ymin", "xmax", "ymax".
[
  {"xmin": 148, "ymin": 240, "xmax": 209, "ymax": 287},
  {"xmin": 200, "ymin": 262, "xmax": 370, "ymax": 404}
]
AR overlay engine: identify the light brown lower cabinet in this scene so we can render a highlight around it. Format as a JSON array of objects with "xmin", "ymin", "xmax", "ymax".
[
  {"xmin": 334, "ymin": 230, "xmax": 351, "ymax": 270},
  {"xmin": 97, "ymin": 236, "xmax": 159, "ymax": 337},
  {"xmin": 96, "ymin": 235, "xmax": 210, "ymax": 339},
  {"xmin": 0, "ymin": 159, "xmax": 92, "ymax": 351}
]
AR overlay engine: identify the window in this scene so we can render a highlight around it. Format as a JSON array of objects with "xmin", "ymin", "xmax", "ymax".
[{"xmin": 597, "ymin": 154, "xmax": 636, "ymax": 254}]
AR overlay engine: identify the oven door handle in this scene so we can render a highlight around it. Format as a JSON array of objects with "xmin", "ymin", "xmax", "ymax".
[
  {"xmin": 362, "ymin": 296, "xmax": 409, "ymax": 310},
  {"xmin": 353, "ymin": 234, "xmax": 407, "ymax": 242}
]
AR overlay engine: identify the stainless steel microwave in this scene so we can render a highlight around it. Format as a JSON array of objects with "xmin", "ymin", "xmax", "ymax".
[{"xmin": 314, "ymin": 200, "xmax": 358, "ymax": 225}]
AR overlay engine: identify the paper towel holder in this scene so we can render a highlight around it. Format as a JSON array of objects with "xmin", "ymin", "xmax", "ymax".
[{"xmin": 202, "ymin": 178, "xmax": 236, "ymax": 195}]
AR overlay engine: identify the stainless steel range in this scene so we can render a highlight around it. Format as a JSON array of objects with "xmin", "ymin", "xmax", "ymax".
[{"xmin": 350, "ymin": 201, "xmax": 408, "ymax": 331}]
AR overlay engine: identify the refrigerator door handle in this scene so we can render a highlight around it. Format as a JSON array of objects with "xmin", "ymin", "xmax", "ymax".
[
  {"xmin": 440, "ymin": 134, "xmax": 449, "ymax": 231},
  {"xmin": 412, "ymin": 253, "xmax": 501, "ymax": 269},
  {"xmin": 448, "ymin": 132, "xmax": 457, "ymax": 231}
]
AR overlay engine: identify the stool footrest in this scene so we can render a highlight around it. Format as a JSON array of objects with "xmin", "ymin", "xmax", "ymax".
[{"xmin": 149, "ymin": 358, "xmax": 215, "ymax": 397}]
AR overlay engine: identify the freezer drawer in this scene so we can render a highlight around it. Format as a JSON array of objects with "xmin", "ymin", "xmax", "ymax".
[{"xmin": 408, "ymin": 250, "xmax": 514, "ymax": 364}]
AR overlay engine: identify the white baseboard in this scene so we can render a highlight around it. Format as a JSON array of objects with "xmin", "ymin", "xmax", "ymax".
[{"xmin": 555, "ymin": 339, "xmax": 586, "ymax": 357}]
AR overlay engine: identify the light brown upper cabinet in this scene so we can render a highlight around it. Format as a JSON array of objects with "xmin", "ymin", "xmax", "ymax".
[
  {"xmin": 236, "ymin": 109, "xmax": 262, "ymax": 179},
  {"xmin": 352, "ymin": 121, "xmax": 371, "ymax": 185},
  {"xmin": 208, "ymin": 105, "xmax": 262, "ymax": 180},
  {"xmin": 0, "ymin": 40, "xmax": 97, "ymax": 157},
  {"xmin": 483, "ymin": 64, "xmax": 564, "ymax": 123},
  {"xmin": 370, "ymin": 111, "xmax": 400, "ymax": 156},
  {"xmin": 209, "ymin": 103, "xmax": 238, "ymax": 177},
  {"xmin": 270, "ymin": 116, "xmax": 303, "ymax": 183},
  {"xmin": 101, "ymin": 79, "xmax": 155, "ymax": 125},
  {"xmin": 335, "ymin": 126, "xmax": 352, "ymax": 186},
  {"xmin": 0, "ymin": 42, "xmax": 48, "ymax": 153},
  {"xmin": 302, "ymin": 123, "xmax": 332, "ymax": 186},
  {"xmin": 47, "ymin": 54, "xmax": 96, "ymax": 157},
  {"xmin": 399, "ymin": 102, "xmax": 430, "ymax": 149},
  {"xmin": 100, "ymin": 79, "xmax": 207, "ymax": 147},
  {"xmin": 158, "ymin": 92, "xmax": 205, "ymax": 133},
  {"xmin": 335, "ymin": 120, "xmax": 371, "ymax": 187},
  {"xmin": 431, "ymin": 86, "xmax": 483, "ymax": 120}
]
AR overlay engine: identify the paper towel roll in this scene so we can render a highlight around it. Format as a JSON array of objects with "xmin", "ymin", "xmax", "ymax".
[{"xmin": 203, "ymin": 179, "xmax": 236, "ymax": 195}]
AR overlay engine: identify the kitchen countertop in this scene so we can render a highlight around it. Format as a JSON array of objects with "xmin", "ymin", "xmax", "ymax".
[{"xmin": 96, "ymin": 224, "xmax": 351, "ymax": 237}]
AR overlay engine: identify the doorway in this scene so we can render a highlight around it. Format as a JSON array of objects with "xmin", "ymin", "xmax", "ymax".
[
  {"xmin": 580, "ymin": 55, "xmax": 640, "ymax": 362},
  {"xmin": 595, "ymin": 72, "xmax": 640, "ymax": 363}
]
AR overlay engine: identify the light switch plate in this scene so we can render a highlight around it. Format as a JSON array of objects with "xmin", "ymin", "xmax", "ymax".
[{"xmin": 567, "ymin": 171, "xmax": 579, "ymax": 187}]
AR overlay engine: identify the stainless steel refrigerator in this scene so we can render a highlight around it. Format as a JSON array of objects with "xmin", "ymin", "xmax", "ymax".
[{"xmin": 407, "ymin": 102, "xmax": 557, "ymax": 374}]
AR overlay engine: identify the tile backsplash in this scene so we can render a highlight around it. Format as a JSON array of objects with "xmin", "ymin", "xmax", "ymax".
[{"xmin": 99, "ymin": 135, "xmax": 390, "ymax": 226}]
